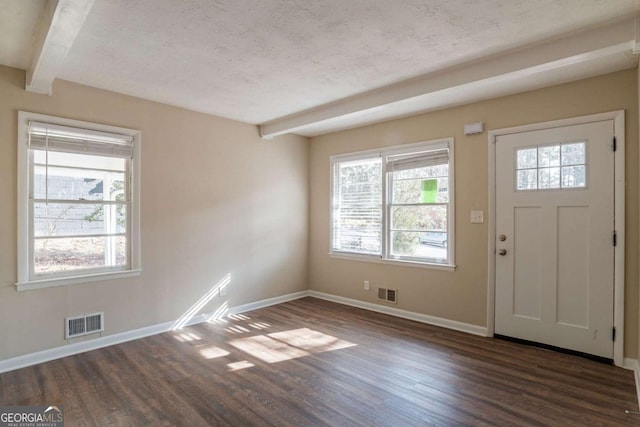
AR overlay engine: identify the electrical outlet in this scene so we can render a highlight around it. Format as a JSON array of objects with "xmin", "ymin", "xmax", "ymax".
[{"xmin": 363, "ymin": 280, "xmax": 370, "ymax": 291}]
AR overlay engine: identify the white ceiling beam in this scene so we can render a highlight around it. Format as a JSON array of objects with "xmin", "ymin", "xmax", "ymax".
[
  {"xmin": 260, "ymin": 17, "xmax": 637, "ymax": 139},
  {"xmin": 26, "ymin": 0, "xmax": 95, "ymax": 95}
]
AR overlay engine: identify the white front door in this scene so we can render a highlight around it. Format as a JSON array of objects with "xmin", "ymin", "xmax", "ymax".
[{"xmin": 495, "ymin": 119, "xmax": 615, "ymax": 359}]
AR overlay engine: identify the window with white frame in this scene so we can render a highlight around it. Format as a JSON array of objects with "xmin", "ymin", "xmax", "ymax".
[
  {"xmin": 331, "ymin": 138, "xmax": 454, "ymax": 267},
  {"xmin": 17, "ymin": 112, "xmax": 141, "ymax": 290}
]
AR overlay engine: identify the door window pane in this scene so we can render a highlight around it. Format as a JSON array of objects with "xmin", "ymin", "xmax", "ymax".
[
  {"xmin": 538, "ymin": 145, "xmax": 560, "ymax": 167},
  {"xmin": 561, "ymin": 143, "xmax": 585, "ymax": 165},
  {"xmin": 517, "ymin": 148, "xmax": 537, "ymax": 169},
  {"xmin": 517, "ymin": 169, "xmax": 537, "ymax": 190},
  {"xmin": 538, "ymin": 167, "xmax": 560, "ymax": 189},
  {"xmin": 562, "ymin": 165, "xmax": 586, "ymax": 188},
  {"xmin": 516, "ymin": 142, "xmax": 586, "ymax": 191}
]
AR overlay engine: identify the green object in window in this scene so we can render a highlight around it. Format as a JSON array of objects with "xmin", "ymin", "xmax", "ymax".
[{"xmin": 421, "ymin": 179, "xmax": 437, "ymax": 203}]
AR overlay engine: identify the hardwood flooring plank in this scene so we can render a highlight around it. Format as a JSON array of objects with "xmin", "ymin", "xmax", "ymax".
[{"xmin": 0, "ymin": 297, "xmax": 638, "ymax": 426}]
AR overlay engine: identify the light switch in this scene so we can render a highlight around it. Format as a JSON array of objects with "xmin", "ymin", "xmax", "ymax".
[{"xmin": 470, "ymin": 210, "xmax": 484, "ymax": 224}]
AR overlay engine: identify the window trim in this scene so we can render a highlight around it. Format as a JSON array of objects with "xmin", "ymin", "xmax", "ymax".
[
  {"xmin": 329, "ymin": 138, "xmax": 455, "ymax": 270},
  {"xmin": 16, "ymin": 111, "xmax": 142, "ymax": 291}
]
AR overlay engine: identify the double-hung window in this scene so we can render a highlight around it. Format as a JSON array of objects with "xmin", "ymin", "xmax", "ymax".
[
  {"xmin": 16, "ymin": 112, "xmax": 141, "ymax": 291},
  {"xmin": 331, "ymin": 138, "xmax": 454, "ymax": 268}
]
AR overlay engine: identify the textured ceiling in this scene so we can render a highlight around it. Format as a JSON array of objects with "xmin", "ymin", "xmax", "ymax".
[
  {"xmin": 0, "ymin": 0, "xmax": 638, "ymax": 126},
  {"xmin": 0, "ymin": 0, "xmax": 46, "ymax": 69},
  {"xmin": 57, "ymin": 0, "xmax": 639, "ymax": 124}
]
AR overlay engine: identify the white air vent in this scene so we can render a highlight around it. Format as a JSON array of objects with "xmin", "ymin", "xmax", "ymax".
[
  {"xmin": 377, "ymin": 288, "xmax": 398, "ymax": 304},
  {"xmin": 65, "ymin": 312, "xmax": 104, "ymax": 339}
]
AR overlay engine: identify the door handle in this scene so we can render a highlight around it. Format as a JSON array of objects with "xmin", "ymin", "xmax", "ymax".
[{"xmin": 498, "ymin": 249, "xmax": 507, "ymax": 256}]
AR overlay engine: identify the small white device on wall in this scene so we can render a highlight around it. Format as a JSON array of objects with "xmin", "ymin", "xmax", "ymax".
[{"xmin": 464, "ymin": 122, "xmax": 484, "ymax": 135}]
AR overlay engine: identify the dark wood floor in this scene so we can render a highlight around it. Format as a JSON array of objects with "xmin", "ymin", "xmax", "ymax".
[{"xmin": 1, "ymin": 297, "xmax": 638, "ymax": 426}]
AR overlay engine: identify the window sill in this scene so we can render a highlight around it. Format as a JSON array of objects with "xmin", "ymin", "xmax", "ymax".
[
  {"xmin": 329, "ymin": 252, "xmax": 456, "ymax": 272},
  {"xmin": 15, "ymin": 269, "xmax": 142, "ymax": 292}
]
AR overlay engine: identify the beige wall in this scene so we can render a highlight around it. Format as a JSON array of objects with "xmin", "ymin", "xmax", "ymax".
[
  {"xmin": 0, "ymin": 65, "xmax": 309, "ymax": 360},
  {"xmin": 309, "ymin": 69, "xmax": 639, "ymax": 358},
  {"xmin": 1, "ymin": 64, "xmax": 637, "ymax": 362}
]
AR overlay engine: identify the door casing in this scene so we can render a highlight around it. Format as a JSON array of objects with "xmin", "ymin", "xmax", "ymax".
[{"xmin": 487, "ymin": 110, "xmax": 625, "ymax": 366}]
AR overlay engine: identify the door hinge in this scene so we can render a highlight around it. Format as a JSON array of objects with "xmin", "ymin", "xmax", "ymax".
[
  {"xmin": 613, "ymin": 231, "xmax": 617, "ymax": 247},
  {"xmin": 613, "ymin": 136, "xmax": 617, "ymax": 152},
  {"xmin": 612, "ymin": 326, "xmax": 616, "ymax": 341}
]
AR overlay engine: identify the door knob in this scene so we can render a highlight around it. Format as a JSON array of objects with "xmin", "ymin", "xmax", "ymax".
[
  {"xmin": 498, "ymin": 249, "xmax": 507, "ymax": 256},
  {"xmin": 498, "ymin": 234, "xmax": 507, "ymax": 241}
]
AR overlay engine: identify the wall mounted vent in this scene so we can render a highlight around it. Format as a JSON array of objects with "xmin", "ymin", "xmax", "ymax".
[
  {"xmin": 377, "ymin": 288, "xmax": 398, "ymax": 304},
  {"xmin": 65, "ymin": 312, "xmax": 104, "ymax": 339}
]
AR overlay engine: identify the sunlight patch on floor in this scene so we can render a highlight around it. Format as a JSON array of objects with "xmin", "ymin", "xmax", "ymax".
[
  {"xmin": 207, "ymin": 302, "xmax": 229, "ymax": 323},
  {"xmin": 248, "ymin": 322, "xmax": 270, "ymax": 330},
  {"xmin": 199, "ymin": 346, "xmax": 231, "ymax": 359},
  {"xmin": 173, "ymin": 332, "xmax": 202, "ymax": 342},
  {"xmin": 228, "ymin": 314, "xmax": 251, "ymax": 321},
  {"xmin": 269, "ymin": 328, "xmax": 356, "ymax": 352},
  {"xmin": 225, "ymin": 325, "xmax": 252, "ymax": 334},
  {"xmin": 228, "ymin": 328, "xmax": 356, "ymax": 365},
  {"xmin": 229, "ymin": 335, "xmax": 310, "ymax": 363},
  {"xmin": 228, "ymin": 360, "xmax": 254, "ymax": 371}
]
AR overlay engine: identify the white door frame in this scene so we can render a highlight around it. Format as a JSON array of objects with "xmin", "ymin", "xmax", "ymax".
[{"xmin": 487, "ymin": 110, "xmax": 625, "ymax": 366}]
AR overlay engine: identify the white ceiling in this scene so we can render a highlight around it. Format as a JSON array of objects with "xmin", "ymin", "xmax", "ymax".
[
  {"xmin": 0, "ymin": 0, "xmax": 46, "ymax": 69},
  {"xmin": 0, "ymin": 0, "xmax": 638, "ymax": 137}
]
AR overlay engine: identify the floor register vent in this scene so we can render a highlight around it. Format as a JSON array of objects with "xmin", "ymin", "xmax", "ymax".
[
  {"xmin": 66, "ymin": 312, "xmax": 104, "ymax": 339},
  {"xmin": 377, "ymin": 288, "xmax": 398, "ymax": 304}
]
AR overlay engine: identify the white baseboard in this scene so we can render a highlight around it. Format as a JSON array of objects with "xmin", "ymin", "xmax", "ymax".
[
  {"xmin": 0, "ymin": 290, "xmax": 309, "ymax": 374},
  {"xmin": 308, "ymin": 290, "xmax": 487, "ymax": 337},
  {"xmin": 0, "ymin": 319, "xmax": 175, "ymax": 374},
  {"xmin": 0, "ymin": 289, "xmax": 488, "ymax": 374},
  {"xmin": 623, "ymin": 358, "xmax": 640, "ymax": 410}
]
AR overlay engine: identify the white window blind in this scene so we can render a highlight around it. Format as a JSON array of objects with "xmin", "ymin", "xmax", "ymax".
[
  {"xmin": 332, "ymin": 157, "xmax": 382, "ymax": 255},
  {"xmin": 386, "ymin": 148, "xmax": 448, "ymax": 171},
  {"xmin": 28, "ymin": 121, "xmax": 134, "ymax": 159}
]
